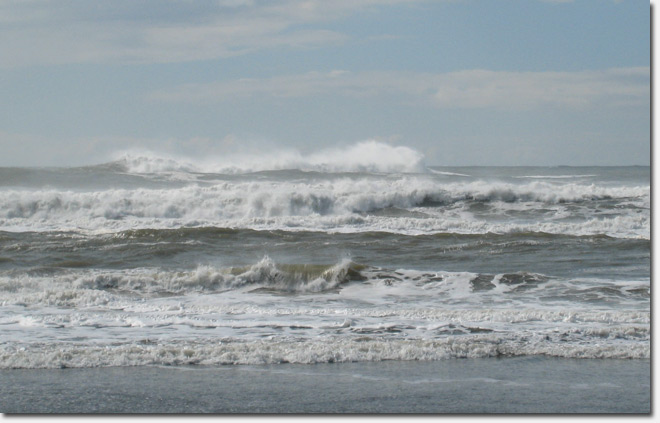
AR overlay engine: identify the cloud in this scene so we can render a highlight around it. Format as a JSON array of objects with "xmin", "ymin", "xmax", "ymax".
[
  {"xmin": 149, "ymin": 67, "xmax": 649, "ymax": 110},
  {"xmin": 0, "ymin": 0, "xmax": 423, "ymax": 67}
]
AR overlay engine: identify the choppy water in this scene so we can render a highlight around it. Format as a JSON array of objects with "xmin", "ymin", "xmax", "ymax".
[{"xmin": 0, "ymin": 142, "xmax": 650, "ymax": 368}]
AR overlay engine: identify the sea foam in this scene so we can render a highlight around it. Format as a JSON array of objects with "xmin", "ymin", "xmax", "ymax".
[
  {"xmin": 0, "ymin": 334, "xmax": 649, "ymax": 369},
  {"xmin": 114, "ymin": 140, "xmax": 426, "ymax": 174},
  {"xmin": 0, "ymin": 177, "xmax": 649, "ymax": 237}
]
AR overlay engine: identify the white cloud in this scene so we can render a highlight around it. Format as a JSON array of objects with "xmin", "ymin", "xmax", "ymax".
[
  {"xmin": 149, "ymin": 67, "xmax": 649, "ymax": 110},
  {"xmin": 0, "ymin": 0, "xmax": 423, "ymax": 67}
]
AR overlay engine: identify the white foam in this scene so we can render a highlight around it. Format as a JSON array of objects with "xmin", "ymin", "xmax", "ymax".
[
  {"xmin": 114, "ymin": 140, "xmax": 426, "ymax": 174},
  {"xmin": 1, "ymin": 262, "xmax": 648, "ymax": 368},
  {"xmin": 428, "ymin": 169, "xmax": 471, "ymax": 177},
  {"xmin": 0, "ymin": 333, "xmax": 649, "ymax": 369},
  {"xmin": 0, "ymin": 177, "xmax": 649, "ymax": 238},
  {"xmin": 514, "ymin": 175, "xmax": 597, "ymax": 179},
  {"xmin": 0, "ymin": 259, "xmax": 360, "ymax": 310}
]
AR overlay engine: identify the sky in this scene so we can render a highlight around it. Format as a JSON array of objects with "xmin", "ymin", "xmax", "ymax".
[{"xmin": 0, "ymin": 0, "xmax": 651, "ymax": 167}]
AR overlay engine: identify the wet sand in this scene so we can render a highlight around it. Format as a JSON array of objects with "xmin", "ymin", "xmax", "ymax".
[{"xmin": 0, "ymin": 357, "xmax": 650, "ymax": 414}]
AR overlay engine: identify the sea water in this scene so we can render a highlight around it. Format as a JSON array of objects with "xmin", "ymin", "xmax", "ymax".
[
  {"xmin": 0, "ymin": 142, "xmax": 650, "ymax": 412},
  {"xmin": 0, "ymin": 358, "xmax": 650, "ymax": 413}
]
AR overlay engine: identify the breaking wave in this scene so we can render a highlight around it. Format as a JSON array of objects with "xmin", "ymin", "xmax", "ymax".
[
  {"xmin": 0, "ymin": 158, "xmax": 650, "ymax": 373},
  {"xmin": 0, "ymin": 257, "xmax": 365, "ymax": 307},
  {"xmin": 73, "ymin": 257, "xmax": 362, "ymax": 295},
  {"xmin": 0, "ymin": 257, "xmax": 649, "ymax": 308},
  {"xmin": 0, "ymin": 255, "xmax": 648, "ymax": 368},
  {"xmin": 0, "ymin": 176, "xmax": 648, "ymax": 238},
  {"xmin": 112, "ymin": 140, "xmax": 426, "ymax": 174},
  {"xmin": 0, "ymin": 334, "xmax": 649, "ymax": 369}
]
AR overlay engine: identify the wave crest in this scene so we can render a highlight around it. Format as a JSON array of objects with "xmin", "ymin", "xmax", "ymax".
[
  {"xmin": 113, "ymin": 140, "xmax": 426, "ymax": 174},
  {"xmin": 0, "ymin": 176, "xmax": 649, "ymax": 238},
  {"xmin": 71, "ymin": 257, "xmax": 363, "ymax": 296},
  {"xmin": 1, "ymin": 335, "xmax": 649, "ymax": 369}
]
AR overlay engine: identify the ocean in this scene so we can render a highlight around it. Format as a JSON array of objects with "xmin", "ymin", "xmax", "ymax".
[{"xmin": 0, "ymin": 144, "xmax": 651, "ymax": 413}]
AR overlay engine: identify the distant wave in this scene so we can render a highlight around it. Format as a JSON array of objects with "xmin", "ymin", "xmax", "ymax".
[
  {"xmin": 514, "ymin": 175, "xmax": 597, "ymax": 179},
  {"xmin": 111, "ymin": 140, "xmax": 426, "ymax": 174},
  {"xmin": 428, "ymin": 169, "xmax": 471, "ymax": 177},
  {"xmin": 0, "ymin": 179, "xmax": 647, "ymax": 219}
]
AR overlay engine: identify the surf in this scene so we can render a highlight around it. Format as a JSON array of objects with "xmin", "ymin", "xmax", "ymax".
[{"xmin": 110, "ymin": 140, "xmax": 427, "ymax": 175}]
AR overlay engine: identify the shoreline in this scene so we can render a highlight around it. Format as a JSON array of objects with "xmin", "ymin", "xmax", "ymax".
[{"xmin": 0, "ymin": 356, "xmax": 650, "ymax": 414}]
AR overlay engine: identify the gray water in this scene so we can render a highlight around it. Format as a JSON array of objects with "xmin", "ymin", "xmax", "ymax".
[
  {"xmin": 0, "ymin": 357, "xmax": 650, "ymax": 413},
  {"xmin": 0, "ymin": 154, "xmax": 650, "ymax": 412}
]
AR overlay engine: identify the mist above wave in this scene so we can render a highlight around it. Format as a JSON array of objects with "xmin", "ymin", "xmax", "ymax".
[{"xmin": 112, "ymin": 140, "xmax": 426, "ymax": 174}]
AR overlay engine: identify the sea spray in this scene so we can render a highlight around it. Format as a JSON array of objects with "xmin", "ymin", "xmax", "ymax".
[
  {"xmin": 0, "ymin": 177, "xmax": 649, "ymax": 237},
  {"xmin": 0, "ymin": 159, "xmax": 650, "ymax": 370},
  {"xmin": 113, "ymin": 140, "xmax": 426, "ymax": 174}
]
